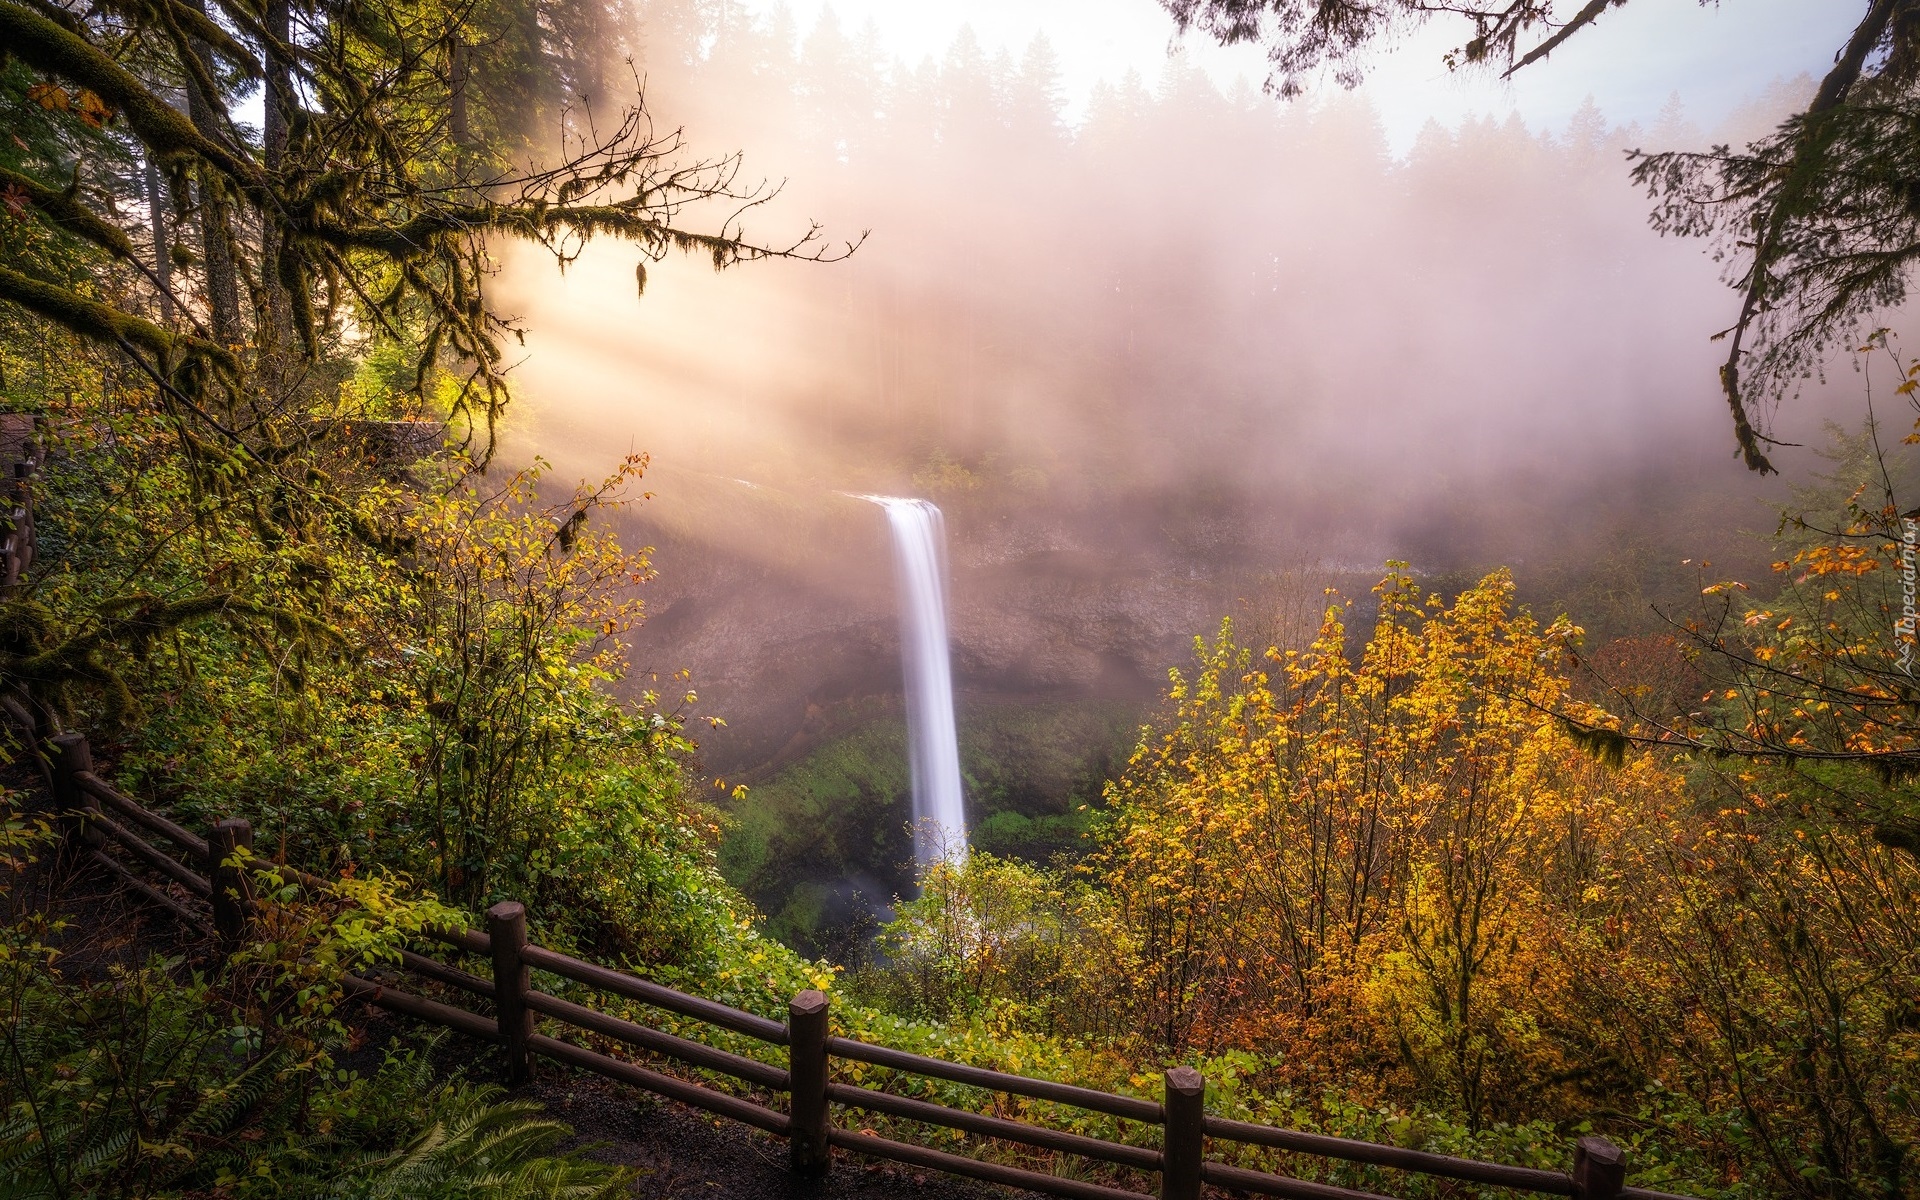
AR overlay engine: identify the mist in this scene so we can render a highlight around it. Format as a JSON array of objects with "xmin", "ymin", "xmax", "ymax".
[{"xmin": 484, "ymin": 5, "xmax": 1879, "ymax": 778}]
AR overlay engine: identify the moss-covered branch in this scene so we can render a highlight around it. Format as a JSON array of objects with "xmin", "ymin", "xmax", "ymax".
[
  {"xmin": 0, "ymin": 265, "xmax": 236, "ymax": 371},
  {"xmin": 308, "ymin": 203, "xmax": 750, "ymax": 263},
  {"xmin": 90, "ymin": 0, "xmax": 263, "ymax": 78},
  {"xmin": 0, "ymin": 165, "xmax": 136, "ymax": 259}
]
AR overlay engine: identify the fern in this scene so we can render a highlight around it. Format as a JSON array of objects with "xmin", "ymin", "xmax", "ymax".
[
  {"xmin": 176, "ymin": 1048, "xmax": 285, "ymax": 1139},
  {"xmin": 337, "ymin": 1087, "xmax": 632, "ymax": 1200},
  {"xmin": 1, "ymin": 833, "xmax": 627, "ymax": 1200},
  {"xmin": 71, "ymin": 1125, "xmax": 132, "ymax": 1176},
  {"xmin": 2, "ymin": 968, "xmax": 633, "ymax": 1200}
]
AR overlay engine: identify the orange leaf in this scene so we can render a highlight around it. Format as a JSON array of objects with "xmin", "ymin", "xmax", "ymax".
[{"xmin": 25, "ymin": 83, "xmax": 69, "ymax": 111}]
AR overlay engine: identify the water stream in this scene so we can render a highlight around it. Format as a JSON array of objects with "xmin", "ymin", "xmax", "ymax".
[{"xmin": 855, "ymin": 495, "xmax": 968, "ymax": 868}]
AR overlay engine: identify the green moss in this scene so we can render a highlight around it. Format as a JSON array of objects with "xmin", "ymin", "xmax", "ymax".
[
  {"xmin": 956, "ymin": 701, "xmax": 1142, "ymax": 825},
  {"xmin": 719, "ymin": 699, "xmax": 1145, "ymax": 958},
  {"xmin": 971, "ymin": 809, "xmax": 1091, "ymax": 860}
]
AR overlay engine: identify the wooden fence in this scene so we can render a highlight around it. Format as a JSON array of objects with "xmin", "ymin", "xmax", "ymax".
[
  {"xmin": 0, "ymin": 725, "xmax": 1704, "ymax": 1200},
  {"xmin": 0, "ymin": 415, "xmax": 38, "ymax": 590}
]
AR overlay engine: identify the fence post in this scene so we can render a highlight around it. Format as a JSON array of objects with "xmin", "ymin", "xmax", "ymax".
[
  {"xmin": 1162, "ymin": 1066, "xmax": 1205, "ymax": 1200},
  {"xmin": 4, "ymin": 458, "xmax": 32, "ymax": 589},
  {"xmin": 49, "ymin": 733, "xmax": 99, "ymax": 849},
  {"xmin": 788, "ymin": 989, "xmax": 831, "ymax": 1177},
  {"xmin": 1573, "ymin": 1136, "xmax": 1627, "ymax": 1200},
  {"xmin": 488, "ymin": 900, "xmax": 532, "ymax": 1084},
  {"xmin": 207, "ymin": 818, "xmax": 254, "ymax": 947}
]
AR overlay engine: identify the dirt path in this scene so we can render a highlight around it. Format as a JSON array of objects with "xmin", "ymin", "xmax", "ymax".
[
  {"xmin": 524, "ymin": 1069, "xmax": 1005, "ymax": 1200},
  {"xmin": 338, "ymin": 1006, "xmax": 1010, "ymax": 1200}
]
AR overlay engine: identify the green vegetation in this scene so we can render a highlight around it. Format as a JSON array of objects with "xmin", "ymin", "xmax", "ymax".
[
  {"xmin": 0, "ymin": 816, "xmax": 633, "ymax": 1198},
  {"xmin": 718, "ymin": 700, "xmax": 1139, "ymax": 955},
  {"xmin": 4, "ymin": 0, "xmax": 1919, "ymax": 1193},
  {"xmin": 0, "ymin": 0, "xmax": 835, "ymax": 1184}
]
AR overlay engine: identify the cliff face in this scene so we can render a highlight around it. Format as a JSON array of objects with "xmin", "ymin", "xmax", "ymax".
[{"xmin": 617, "ymin": 474, "xmax": 1354, "ymax": 778}]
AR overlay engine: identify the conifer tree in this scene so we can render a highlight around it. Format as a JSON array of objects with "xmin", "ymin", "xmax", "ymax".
[{"xmin": 1162, "ymin": 0, "xmax": 1920, "ymax": 473}]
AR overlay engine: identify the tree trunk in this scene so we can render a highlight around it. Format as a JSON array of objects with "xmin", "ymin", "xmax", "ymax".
[
  {"xmin": 183, "ymin": 0, "xmax": 241, "ymax": 342},
  {"xmin": 260, "ymin": 0, "xmax": 292, "ymax": 363},
  {"xmin": 144, "ymin": 155, "xmax": 173, "ymax": 324},
  {"xmin": 449, "ymin": 34, "xmax": 470, "ymax": 149}
]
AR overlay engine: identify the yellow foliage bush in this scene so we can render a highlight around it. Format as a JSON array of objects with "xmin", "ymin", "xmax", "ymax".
[{"xmin": 1093, "ymin": 567, "xmax": 1689, "ymax": 1126}]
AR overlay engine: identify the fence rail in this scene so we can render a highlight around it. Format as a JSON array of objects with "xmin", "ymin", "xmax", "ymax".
[{"xmin": 5, "ymin": 718, "xmax": 1693, "ymax": 1200}]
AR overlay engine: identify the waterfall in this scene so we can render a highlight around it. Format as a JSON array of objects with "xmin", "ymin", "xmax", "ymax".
[{"xmin": 857, "ymin": 495, "xmax": 967, "ymax": 867}]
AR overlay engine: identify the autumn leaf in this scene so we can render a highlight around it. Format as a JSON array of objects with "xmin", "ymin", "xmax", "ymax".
[
  {"xmin": 72, "ymin": 90, "xmax": 116, "ymax": 128},
  {"xmin": 25, "ymin": 83, "xmax": 69, "ymax": 111},
  {"xmin": 0, "ymin": 183, "xmax": 30, "ymax": 222}
]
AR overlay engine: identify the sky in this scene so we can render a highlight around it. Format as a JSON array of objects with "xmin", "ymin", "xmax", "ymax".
[{"xmin": 738, "ymin": 0, "xmax": 1861, "ymax": 152}]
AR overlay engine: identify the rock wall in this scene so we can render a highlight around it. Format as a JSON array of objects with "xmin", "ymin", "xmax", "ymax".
[{"xmin": 617, "ymin": 472, "xmax": 1365, "ymax": 777}]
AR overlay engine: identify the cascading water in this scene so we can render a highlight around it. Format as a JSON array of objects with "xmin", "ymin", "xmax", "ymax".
[{"xmin": 857, "ymin": 495, "xmax": 968, "ymax": 868}]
